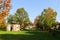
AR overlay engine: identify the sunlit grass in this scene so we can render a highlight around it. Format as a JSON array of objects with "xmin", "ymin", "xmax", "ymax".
[
  {"xmin": 0, "ymin": 30, "xmax": 60, "ymax": 40},
  {"xmin": 0, "ymin": 31, "xmax": 33, "ymax": 35}
]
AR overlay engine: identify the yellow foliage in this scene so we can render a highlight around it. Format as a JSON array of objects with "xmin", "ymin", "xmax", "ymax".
[
  {"xmin": 0, "ymin": 0, "xmax": 11, "ymax": 29},
  {"xmin": 0, "ymin": 19, "xmax": 6, "ymax": 28}
]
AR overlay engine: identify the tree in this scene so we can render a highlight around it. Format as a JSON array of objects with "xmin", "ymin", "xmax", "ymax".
[
  {"xmin": 9, "ymin": 8, "xmax": 31, "ymax": 30},
  {"xmin": 0, "ymin": 0, "xmax": 11, "ymax": 29},
  {"xmin": 7, "ymin": 14, "xmax": 14, "ymax": 24},
  {"xmin": 37, "ymin": 8, "xmax": 57, "ymax": 31}
]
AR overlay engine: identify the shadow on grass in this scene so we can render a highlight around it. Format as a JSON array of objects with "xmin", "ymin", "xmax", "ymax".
[{"xmin": 0, "ymin": 31, "xmax": 60, "ymax": 40}]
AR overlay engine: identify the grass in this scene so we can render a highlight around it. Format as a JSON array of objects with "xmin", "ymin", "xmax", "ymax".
[{"xmin": 0, "ymin": 30, "xmax": 60, "ymax": 40}]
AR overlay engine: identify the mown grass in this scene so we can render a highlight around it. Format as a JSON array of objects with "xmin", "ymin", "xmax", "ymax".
[{"xmin": 0, "ymin": 30, "xmax": 60, "ymax": 40}]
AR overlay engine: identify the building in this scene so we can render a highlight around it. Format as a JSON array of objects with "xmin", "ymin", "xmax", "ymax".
[{"xmin": 7, "ymin": 24, "xmax": 20, "ymax": 31}]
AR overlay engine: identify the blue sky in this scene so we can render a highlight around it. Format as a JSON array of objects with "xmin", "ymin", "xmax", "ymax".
[{"xmin": 10, "ymin": 0, "xmax": 59, "ymax": 22}]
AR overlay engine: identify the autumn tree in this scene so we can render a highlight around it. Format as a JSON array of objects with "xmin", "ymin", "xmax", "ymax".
[
  {"xmin": 0, "ymin": 0, "xmax": 11, "ymax": 28},
  {"xmin": 36, "ymin": 8, "xmax": 57, "ymax": 30}
]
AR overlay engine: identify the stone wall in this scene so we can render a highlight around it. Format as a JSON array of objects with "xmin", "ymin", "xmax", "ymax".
[
  {"xmin": 6, "ymin": 24, "xmax": 11, "ymax": 31},
  {"xmin": 12, "ymin": 24, "xmax": 20, "ymax": 31},
  {"xmin": 7, "ymin": 24, "xmax": 20, "ymax": 31}
]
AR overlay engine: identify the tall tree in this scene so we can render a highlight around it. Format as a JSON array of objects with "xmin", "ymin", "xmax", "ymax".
[
  {"xmin": 37, "ymin": 8, "xmax": 57, "ymax": 30},
  {"xmin": 14, "ymin": 8, "xmax": 31, "ymax": 30},
  {"xmin": 0, "ymin": 0, "xmax": 11, "ymax": 28}
]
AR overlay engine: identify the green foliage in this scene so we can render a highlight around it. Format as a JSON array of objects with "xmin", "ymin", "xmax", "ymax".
[
  {"xmin": 15, "ymin": 8, "xmax": 31, "ymax": 30},
  {"xmin": 7, "ymin": 8, "xmax": 31, "ymax": 30},
  {"xmin": 37, "ymin": 8, "xmax": 57, "ymax": 30},
  {"xmin": 7, "ymin": 14, "xmax": 14, "ymax": 24},
  {"xmin": 15, "ymin": 8, "xmax": 30, "ymax": 23}
]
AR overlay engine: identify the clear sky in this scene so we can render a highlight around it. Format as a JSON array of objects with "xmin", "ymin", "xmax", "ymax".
[{"xmin": 10, "ymin": 0, "xmax": 59, "ymax": 23}]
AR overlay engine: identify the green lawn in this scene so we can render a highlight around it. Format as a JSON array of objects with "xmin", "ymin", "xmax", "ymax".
[{"xmin": 0, "ymin": 30, "xmax": 60, "ymax": 40}]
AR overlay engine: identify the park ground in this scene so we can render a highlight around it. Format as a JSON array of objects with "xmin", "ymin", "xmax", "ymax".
[{"xmin": 0, "ymin": 30, "xmax": 60, "ymax": 40}]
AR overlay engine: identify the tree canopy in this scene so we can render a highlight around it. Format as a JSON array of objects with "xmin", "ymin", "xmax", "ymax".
[
  {"xmin": 15, "ymin": 8, "xmax": 31, "ymax": 30},
  {"xmin": 7, "ymin": 8, "xmax": 32, "ymax": 30},
  {"xmin": 36, "ymin": 8, "xmax": 57, "ymax": 30},
  {"xmin": 0, "ymin": 0, "xmax": 11, "ymax": 28}
]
